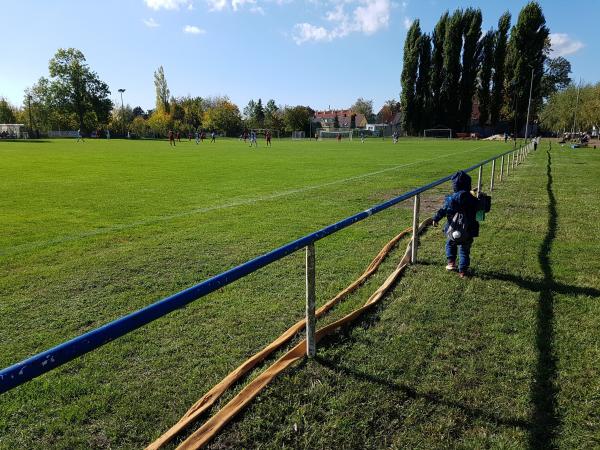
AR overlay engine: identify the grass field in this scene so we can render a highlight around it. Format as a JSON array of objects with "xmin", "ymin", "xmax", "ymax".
[{"xmin": 1, "ymin": 138, "xmax": 598, "ymax": 449}]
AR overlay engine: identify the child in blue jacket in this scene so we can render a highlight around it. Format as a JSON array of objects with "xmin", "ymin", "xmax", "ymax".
[{"xmin": 432, "ymin": 171, "xmax": 480, "ymax": 278}]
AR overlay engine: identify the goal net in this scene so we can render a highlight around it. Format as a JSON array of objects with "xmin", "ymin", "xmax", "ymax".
[
  {"xmin": 292, "ymin": 131, "xmax": 305, "ymax": 140},
  {"xmin": 318, "ymin": 130, "xmax": 353, "ymax": 141},
  {"xmin": 423, "ymin": 128, "xmax": 452, "ymax": 139}
]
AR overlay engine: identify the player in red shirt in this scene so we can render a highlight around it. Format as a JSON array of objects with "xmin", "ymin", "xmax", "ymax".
[
  {"xmin": 266, "ymin": 130, "xmax": 272, "ymax": 147},
  {"xmin": 168, "ymin": 130, "xmax": 176, "ymax": 147}
]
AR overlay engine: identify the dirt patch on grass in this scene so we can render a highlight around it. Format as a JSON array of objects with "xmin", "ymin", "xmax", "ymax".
[{"xmin": 370, "ymin": 190, "xmax": 446, "ymax": 215}]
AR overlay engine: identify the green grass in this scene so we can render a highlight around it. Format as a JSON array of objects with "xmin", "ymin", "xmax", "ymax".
[{"xmin": 0, "ymin": 138, "xmax": 598, "ymax": 449}]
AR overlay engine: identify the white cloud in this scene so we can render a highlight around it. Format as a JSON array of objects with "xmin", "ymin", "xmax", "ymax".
[
  {"xmin": 143, "ymin": 17, "xmax": 160, "ymax": 27},
  {"xmin": 550, "ymin": 33, "xmax": 584, "ymax": 57},
  {"xmin": 293, "ymin": 23, "xmax": 331, "ymax": 44},
  {"xmin": 145, "ymin": 0, "xmax": 192, "ymax": 10},
  {"xmin": 354, "ymin": 0, "xmax": 390, "ymax": 35},
  {"xmin": 183, "ymin": 25, "xmax": 206, "ymax": 34},
  {"xmin": 206, "ymin": 0, "xmax": 227, "ymax": 10},
  {"xmin": 403, "ymin": 17, "xmax": 412, "ymax": 30},
  {"xmin": 205, "ymin": 0, "xmax": 266, "ymax": 12},
  {"xmin": 250, "ymin": 5, "xmax": 265, "ymax": 14},
  {"xmin": 292, "ymin": 0, "xmax": 391, "ymax": 44}
]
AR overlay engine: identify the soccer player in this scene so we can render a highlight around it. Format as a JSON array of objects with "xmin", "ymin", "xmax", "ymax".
[
  {"xmin": 210, "ymin": 131, "xmax": 216, "ymax": 143},
  {"xmin": 176, "ymin": 131, "xmax": 181, "ymax": 142},
  {"xmin": 168, "ymin": 130, "xmax": 176, "ymax": 146},
  {"xmin": 337, "ymin": 133, "xmax": 342, "ymax": 142},
  {"xmin": 249, "ymin": 130, "xmax": 258, "ymax": 148},
  {"xmin": 106, "ymin": 129, "xmax": 110, "ymax": 140},
  {"xmin": 195, "ymin": 129, "xmax": 200, "ymax": 144},
  {"xmin": 76, "ymin": 128, "xmax": 84, "ymax": 142},
  {"xmin": 360, "ymin": 131, "xmax": 365, "ymax": 144},
  {"xmin": 266, "ymin": 130, "xmax": 272, "ymax": 147}
]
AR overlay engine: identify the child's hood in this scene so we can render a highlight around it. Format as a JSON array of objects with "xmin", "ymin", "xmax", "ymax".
[{"xmin": 451, "ymin": 171, "xmax": 472, "ymax": 192}]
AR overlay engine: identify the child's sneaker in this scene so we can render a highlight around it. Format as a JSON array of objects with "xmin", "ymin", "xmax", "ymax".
[
  {"xmin": 446, "ymin": 261, "xmax": 457, "ymax": 271},
  {"xmin": 458, "ymin": 269, "xmax": 471, "ymax": 278}
]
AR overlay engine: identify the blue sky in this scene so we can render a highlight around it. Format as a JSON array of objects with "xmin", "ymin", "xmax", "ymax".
[{"xmin": 0, "ymin": 0, "xmax": 596, "ymax": 113}]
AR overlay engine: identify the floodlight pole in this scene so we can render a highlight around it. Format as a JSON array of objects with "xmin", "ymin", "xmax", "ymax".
[
  {"xmin": 524, "ymin": 68, "xmax": 534, "ymax": 143},
  {"xmin": 118, "ymin": 88, "xmax": 126, "ymax": 137},
  {"xmin": 27, "ymin": 94, "xmax": 34, "ymax": 138}
]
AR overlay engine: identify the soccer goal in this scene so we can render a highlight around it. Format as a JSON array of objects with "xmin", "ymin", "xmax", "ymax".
[
  {"xmin": 318, "ymin": 130, "xmax": 353, "ymax": 141},
  {"xmin": 292, "ymin": 131, "xmax": 305, "ymax": 140},
  {"xmin": 423, "ymin": 128, "xmax": 452, "ymax": 139}
]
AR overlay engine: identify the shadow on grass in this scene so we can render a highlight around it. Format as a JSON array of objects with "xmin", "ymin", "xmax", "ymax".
[
  {"xmin": 315, "ymin": 356, "xmax": 532, "ymax": 430},
  {"xmin": 529, "ymin": 150, "xmax": 561, "ymax": 448},
  {"xmin": 0, "ymin": 139, "xmax": 52, "ymax": 144}
]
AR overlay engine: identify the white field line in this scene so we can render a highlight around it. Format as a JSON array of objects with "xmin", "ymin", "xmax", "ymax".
[{"xmin": 2, "ymin": 143, "xmax": 500, "ymax": 256}]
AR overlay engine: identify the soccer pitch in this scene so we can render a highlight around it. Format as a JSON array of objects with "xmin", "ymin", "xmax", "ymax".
[{"xmin": 1, "ymin": 137, "xmax": 513, "ymax": 447}]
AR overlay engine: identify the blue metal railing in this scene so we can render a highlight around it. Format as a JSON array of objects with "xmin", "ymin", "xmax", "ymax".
[{"xmin": 0, "ymin": 145, "xmax": 528, "ymax": 394}]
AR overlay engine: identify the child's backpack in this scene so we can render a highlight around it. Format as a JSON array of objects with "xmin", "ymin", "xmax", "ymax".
[{"xmin": 446, "ymin": 212, "xmax": 471, "ymax": 244}]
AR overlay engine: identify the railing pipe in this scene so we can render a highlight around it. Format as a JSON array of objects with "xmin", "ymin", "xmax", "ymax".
[{"xmin": 490, "ymin": 159, "xmax": 496, "ymax": 191}]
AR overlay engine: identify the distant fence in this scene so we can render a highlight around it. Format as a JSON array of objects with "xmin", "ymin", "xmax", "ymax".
[
  {"xmin": 48, "ymin": 130, "xmax": 78, "ymax": 138},
  {"xmin": 0, "ymin": 141, "xmax": 535, "ymax": 394}
]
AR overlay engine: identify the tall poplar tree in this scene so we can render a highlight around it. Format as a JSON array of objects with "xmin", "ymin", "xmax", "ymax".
[
  {"xmin": 441, "ymin": 10, "xmax": 464, "ymax": 130},
  {"xmin": 477, "ymin": 30, "xmax": 495, "ymax": 127},
  {"xmin": 430, "ymin": 12, "xmax": 448, "ymax": 126},
  {"xmin": 505, "ymin": 1, "xmax": 549, "ymax": 136},
  {"xmin": 458, "ymin": 8, "xmax": 482, "ymax": 131},
  {"xmin": 490, "ymin": 11, "xmax": 511, "ymax": 127},
  {"xmin": 400, "ymin": 20, "xmax": 422, "ymax": 135},
  {"xmin": 154, "ymin": 66, "xmax": 170, "ymax": 114},
  {"xmin": 415, "ymin": 34, "xmax": 432, "ymax": 132}
]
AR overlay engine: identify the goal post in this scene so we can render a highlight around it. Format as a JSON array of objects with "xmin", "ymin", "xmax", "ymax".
[
  {"xmin": 423, "ymin": 128, "xmax": 452, "ymax": 139},
  {"xmin": 292, "ymin": 131, "xmax": 305, "ymax": 140},
  {"xmin": 318, "ymin": 130, "xmax": 353, "ymax": 141}
]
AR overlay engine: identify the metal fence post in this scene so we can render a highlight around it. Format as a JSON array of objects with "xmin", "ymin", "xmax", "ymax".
[
  {"xmin": 506, "ymin": 152, "xmax": 510, "ymax": 176},
  {"xmin": 490, "ymin": 159, "xmax": 496, "ymax": 191},
  {"xmin": 305, "ymin": 243, "xmax": 316, "ymax": 358},
  {"xmin": 500, "ymin": 155, "xmax": 504, "ymax": 181},
  {"xmin": 411, "ymin": 194, "xmax": 420, "ymax": 263},
  {"xmin": 477, "ymin": 165, "xmax": 483, "ymax": 195}
]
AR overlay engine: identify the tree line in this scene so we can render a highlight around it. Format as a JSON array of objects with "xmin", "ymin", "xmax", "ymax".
[
  {"xmin": 400, "ymin": 1, "xmax": 571, "ymax": 136},
  {"xmin": 540, "ymin": 83, "xmax": 600, "ymax": 134},
  {"xmin": 0, "ymin": 49, "xmax": 340, "ymax": 138}
]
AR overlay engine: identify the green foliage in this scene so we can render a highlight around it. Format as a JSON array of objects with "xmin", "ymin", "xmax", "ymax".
[
  {"xmin": 540, "ymin": 83, "xmax": 600, "ymax": 132},
  {"xmin": 505, "ymin": 1, "xmax": 549, "ymax": 133},
  {"xmin": 254, "ymin": 99, "xmax": 265, "ymax": 128},
  {"xmin": 46, "ymin": 48, "xmax": 112, "ymax": 131},
  {"xmin": 431, "ymin": 12, "xmax": 448, "ymax": 126},
  {"xmin": 542, "ymin": 57, "xmax": 572, "ymax": 98},
  {"xmin": 350, "ymin": 97, "xmax": 374, "ymax": 122},
  {"xmin": 147, "ymin": 109, "xmax": 172, "ymax": 136},
  {"xmin": 283, "ymin": 105, "xmax": 311, "ymax": 133},
  {"xmin": 400, "ymin": 20, "xmax": 422, "ymax": 134},
  {"xmin": 477, "ymin": 30, "xmax": 495, "ymax": 127},
  {"xmin": 154, "ymin": 66, "xmax": 170, "ymax": 114},
  {"xmin": 0, "ymin": 97, "xmax": 17, "ymax": 123},
  {"xmin": 458, "ymin": 8, "xmax": 482, "ymax": 131},
  {"xmin": 202, "ymin": 97, "xmax": 243, "ymax": 135},
  {"xmin": 264, "ymin": 99, "xmax": 284, "ymax": 132},
  {"xmin": 441, "ymin": 10, "xmax": 464, "ymax": 130},
  {"xmin": 415, "ymin": 33, "xmax": 432, "ymax": 131},
  {"xmin": 491, "ymin": 11, "xmax": 511, "ymax": 126}
]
